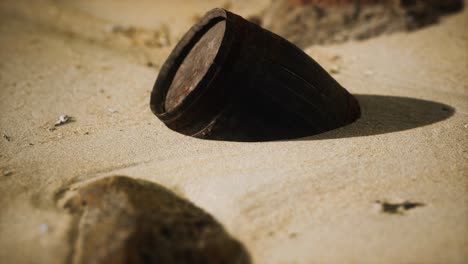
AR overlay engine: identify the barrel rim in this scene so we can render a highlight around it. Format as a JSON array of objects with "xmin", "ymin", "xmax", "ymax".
[{"xmin": 150, "ymin": 8, "xmax": 234, "ymax": 123}]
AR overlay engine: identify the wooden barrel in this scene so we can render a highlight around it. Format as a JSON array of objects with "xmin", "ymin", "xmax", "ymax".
[{"xmin": 150, "ymin": 8, "xmax": 360, "ymax": 141}]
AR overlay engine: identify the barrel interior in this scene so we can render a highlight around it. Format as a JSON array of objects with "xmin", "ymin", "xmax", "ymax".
[{"xmin": 164, "ymin": 20, "xmax": 226, "ymax": 112}]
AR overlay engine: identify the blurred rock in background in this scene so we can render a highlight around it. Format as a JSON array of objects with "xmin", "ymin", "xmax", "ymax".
[{"xmin": 260, "ymin": 0, "xmax": 464, "ymax": 47}]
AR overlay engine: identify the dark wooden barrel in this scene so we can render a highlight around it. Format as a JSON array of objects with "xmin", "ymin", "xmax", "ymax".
[{"xmin": 150, "ymin": 8, "xmax": 360, "ymax": 141}]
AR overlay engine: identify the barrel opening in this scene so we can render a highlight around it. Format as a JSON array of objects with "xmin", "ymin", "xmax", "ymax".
[{"xmin": 151, "ymin": 9, "xmax": 232, "ymax": 120}]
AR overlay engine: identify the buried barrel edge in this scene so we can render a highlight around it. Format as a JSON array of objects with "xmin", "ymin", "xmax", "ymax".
[{"xmin": 150, "ymin": 8, "xmax": 361, "ymax": 141}]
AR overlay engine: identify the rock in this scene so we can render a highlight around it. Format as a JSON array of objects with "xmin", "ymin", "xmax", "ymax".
[
  {"xmin": 261, "ymin": 0, "xmax": 464, "ymax": 47},
  {"xmin": 60, "ymin": 176, "xmax": 250, "ymax": 264}
]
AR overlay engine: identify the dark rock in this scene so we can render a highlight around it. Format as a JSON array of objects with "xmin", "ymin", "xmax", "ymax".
[{"xmin": 62, "ymin": 176, "xmax": 250, "ymax": 264}]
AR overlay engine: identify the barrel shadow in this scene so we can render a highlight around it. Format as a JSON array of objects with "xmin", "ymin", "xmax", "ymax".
[{"xmin": 299, "ymin": 94, "xmax": 455, "ymax": 140}]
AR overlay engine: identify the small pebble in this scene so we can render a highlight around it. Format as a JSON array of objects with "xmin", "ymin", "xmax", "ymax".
[
  {"xmin": 374, "ymin": 200, "xmax": 424, "ymax": 214},
  {"xmin": 329, "ymin": 65, "xmax": 340, "ymax": 74},
  {"xmin": 55, "ymin": 115, "xmax": 71, "ymax": 126},
  {"xmin": 2, "ymin": 133, "xmax": 11, "ymax": 141}
]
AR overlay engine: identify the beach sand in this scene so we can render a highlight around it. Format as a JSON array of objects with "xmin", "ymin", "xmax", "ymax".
[{"xmin": 0, "ymin": 0, "xmax": 467, "ymax": 263}]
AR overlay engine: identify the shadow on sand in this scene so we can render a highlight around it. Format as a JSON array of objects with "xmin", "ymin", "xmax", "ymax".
[{"xmin": 300, "ymin": 94, "xmax": 455, "ymax": 140}]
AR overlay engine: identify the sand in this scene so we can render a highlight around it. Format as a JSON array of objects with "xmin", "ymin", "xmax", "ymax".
[{"xmin": 0, "ymin": 0, "xmax": 467, "ymax": 263}]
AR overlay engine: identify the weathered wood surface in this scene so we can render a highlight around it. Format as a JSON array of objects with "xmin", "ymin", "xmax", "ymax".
[{"xmin": 152, "ymin": 9, "xmax": 360, "ymax": 141}]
